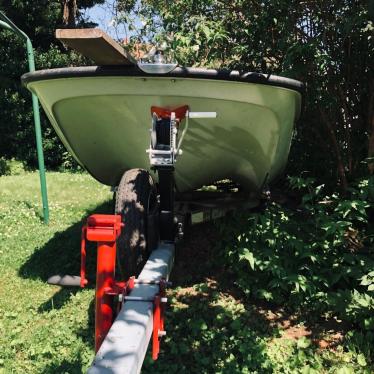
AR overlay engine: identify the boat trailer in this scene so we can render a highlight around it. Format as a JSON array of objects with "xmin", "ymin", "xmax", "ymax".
[{"xmin": 48, "ymin": 106, "xmax": 259, "ymax": 373}]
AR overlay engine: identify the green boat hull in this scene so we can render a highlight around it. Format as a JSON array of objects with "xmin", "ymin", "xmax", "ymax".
[{"xmin": 23, "ymin": 67, "xmax": 302, "ymax": 194}]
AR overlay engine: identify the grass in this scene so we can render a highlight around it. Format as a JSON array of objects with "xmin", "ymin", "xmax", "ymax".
[
  {"xmin": 0, "ymin": 171, "xmax": 372, "ymax": 373},
  {"xmin": 0, "ymin": 171, "xmax": 111, "ymax": 373}
]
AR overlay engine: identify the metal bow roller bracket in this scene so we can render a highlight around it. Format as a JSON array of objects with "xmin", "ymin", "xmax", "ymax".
[{"xmin": 146, "ymin": 106, "xmax": 217, "ymax": 243}]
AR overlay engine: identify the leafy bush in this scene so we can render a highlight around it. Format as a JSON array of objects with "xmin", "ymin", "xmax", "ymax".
[
  {"xmin": 0, "ymin": 2, "xmax": 100, "ymax": 171},
  {"xmin": 0, "ymin": 157, "xmax": 25, "ymax": 176},
  {"xmin": 0, "ymin": 158, "xmax": 10, "ymax": 176},
  {"xmin": 218, "ymin": 177, "xmax": 374, "ymax": 336}
]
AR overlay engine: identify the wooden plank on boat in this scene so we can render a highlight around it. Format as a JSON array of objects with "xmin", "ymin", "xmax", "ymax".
[{"xmin": 55, "ymin": 28, "xmax": 136, "ymax": 65}]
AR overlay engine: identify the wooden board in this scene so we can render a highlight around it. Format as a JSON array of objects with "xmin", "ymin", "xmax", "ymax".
[{"xmin": 56, "ymin": 28, "xmax": 136, "ymax": 65}]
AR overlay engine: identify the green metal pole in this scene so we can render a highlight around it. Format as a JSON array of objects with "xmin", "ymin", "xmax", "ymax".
[
  {"xmin": 0, "ymin": 20, "xmax": 12, "ymax": 31},
  {"xmin": 26, "ymin": 39, "xmax": 49, "ymax": 223},
  {"xmin": 0, "ymin": 13, "xmax": 49, "ymax": 223}
]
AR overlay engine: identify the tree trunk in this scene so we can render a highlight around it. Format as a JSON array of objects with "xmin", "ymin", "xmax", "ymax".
[
  {"xmin": 319, "ymin": 108, "xmax": 348, "ymax": 191},
  {"xmin": 62, "ymin": 0, "xmax": 77, "ymax": 27},
  {"xmin": 368, "ymin": 86, "xmax": 374, "ymax": 174}
]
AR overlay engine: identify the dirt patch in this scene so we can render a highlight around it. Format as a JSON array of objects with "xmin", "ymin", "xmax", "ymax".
[{"xmin": 256, "ymin": 304, "xmax": 346, "ymax": 348}]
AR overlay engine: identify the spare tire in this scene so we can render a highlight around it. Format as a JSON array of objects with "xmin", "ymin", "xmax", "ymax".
[{"xmin": 115, "ymin": 169, "xmax": 158, "ymax": 278}]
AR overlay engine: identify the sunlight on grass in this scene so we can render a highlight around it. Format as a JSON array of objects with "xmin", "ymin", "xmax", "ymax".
[{"xmin": 0, "ymin": 172, "xmax": 111, "ymax": 373}]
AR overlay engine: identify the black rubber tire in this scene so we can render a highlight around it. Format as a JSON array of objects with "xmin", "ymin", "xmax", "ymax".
[{"xmin": 115, "ymin": 169, "xmax": 158, "ymax": 278}]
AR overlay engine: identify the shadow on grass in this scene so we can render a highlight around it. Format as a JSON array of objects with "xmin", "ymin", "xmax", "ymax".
[
  {"xmin": 18, "ymin": 200, "xmax": 113, "ymax": 356},
  {"xmin": 171, "ymin": 222, "xmax": 221, "ymax": 286},
  {"xmin": 143, "ymin": 289, "xmax": 276, "ymax": 374},
  {"xmin": 41, "ymin": 352, "xmax": 88, "ymax": 374},
  {"xmin": 17, "ymin": 200, "xmax": 115, "ymax": 372},
  {"xmin": 142, "ymin": 221, "xmax": 277, "ymax": 373},
  {"xmin": 19, "ymin": 200, "xmax": 113, "ymax": 301},
  {"xmin": 24, "ymin": 200, "xmax": 44, "ymax": 222}
]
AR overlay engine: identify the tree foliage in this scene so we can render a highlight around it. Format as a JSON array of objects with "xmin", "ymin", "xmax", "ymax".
[{"xmin": 0, "ymin": 0, "xmax": 103, "ymax": 168}]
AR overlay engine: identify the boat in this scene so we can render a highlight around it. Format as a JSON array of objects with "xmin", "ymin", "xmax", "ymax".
[{"xmin": 22, "ymin": 64, "xmax": 302, "ymax": 194}]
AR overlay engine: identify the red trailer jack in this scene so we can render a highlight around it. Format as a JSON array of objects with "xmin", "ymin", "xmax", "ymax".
[{"xmin": 79, "ymin": 214, "xmax": 169, "ymax": 357}]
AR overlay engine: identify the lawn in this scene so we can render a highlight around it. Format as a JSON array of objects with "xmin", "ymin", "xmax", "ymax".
[{"xmin": 0, "ymin": 171, "xmax": 372, "ymax": 373}]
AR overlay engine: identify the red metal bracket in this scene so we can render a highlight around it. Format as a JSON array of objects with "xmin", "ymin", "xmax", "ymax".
[
  {"xmin": 80, "ymin": 215, "xmax": 123, "ymax": 288},
  {"xmin": 80, "ymin": 214, "xmax": 123, "ymax": 352},
  {"xmin": 79, "ymin": 214, "xmax": 169, "ymax": 358},
  {"xmin": 151, "ymin": 105, "xmax": 189, "ymax": 122},
  {"xmin": 104, "ymin": 277, "xmax": 169, "ymax": 360},
  {"xmin": 152, "ymin": 278, "xmax": 167, "ymax": 360}
]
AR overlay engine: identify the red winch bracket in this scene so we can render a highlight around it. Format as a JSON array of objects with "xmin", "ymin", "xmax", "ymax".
[
  {"xmin": 79, "ymin": 214, "xmax": 170, "ymax": 359},
  {"xmin": 151, "ymin": 105, "xmax": 189, "ymax": 121}
]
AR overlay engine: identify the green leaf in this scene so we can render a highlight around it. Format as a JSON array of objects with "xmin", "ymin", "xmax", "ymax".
[
  {"xmin": 360, "ymin": 276, "xmax": 372, "ymax": 286},
  {"xmin": 297, "ymin": 336, "xmax": 311, "ymax": 349},
  {"xmin": 357, "ymin": 353, "xmax": 367, "ymax": 367},
  {"xmin": 336, "ymin": 367, "xmax": 355, "ymax": 374},
  {"xmin": 201, "ymin": 25, "xmax": 211, "ymax": 38},
  {"xmin": 301, "ymin": 366, "xmax": 319, "ymax": 374},
  {"xmin": 230, "ymin": 319, "xmax": 242, "ymax": 331},
  {"xmin": 239, "ymin": 248, "xmax": 255, "ymax": 270},
  {"xmin": 363, "ymin": 317, "xmax": 374, "ymax": 329}
]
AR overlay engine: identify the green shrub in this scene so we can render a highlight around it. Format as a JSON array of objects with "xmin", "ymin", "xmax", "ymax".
[
  {"xmin": 0, "ymin": 158, "xmax": 25, "ymax": 176},
  {"xmin": 0, "ymin": 157, "xmax": 10, "ymax": 176},
  {"xmin": 218, "ymin": 177, "xmax": 374, "ymax": 334}
]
